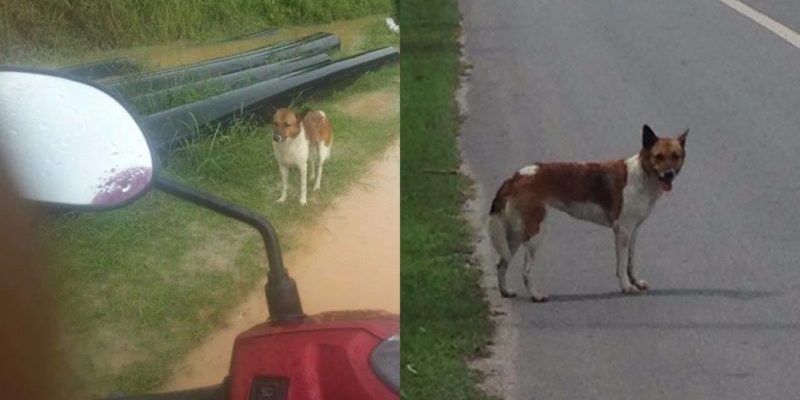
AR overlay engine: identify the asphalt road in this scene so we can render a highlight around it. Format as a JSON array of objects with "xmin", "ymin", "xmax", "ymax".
[{"xmin": 458, "ymin": 0, "xmax": 800, "ymax": 399}]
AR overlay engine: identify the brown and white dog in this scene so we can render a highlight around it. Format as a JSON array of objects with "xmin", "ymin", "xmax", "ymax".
[
  {"xmin": 488, "ymin": 125, "xmax": 688, "ymax": 302},
  {"xmin": 271, "ymin": 107, "xmax": 333, "ymax": 205}
]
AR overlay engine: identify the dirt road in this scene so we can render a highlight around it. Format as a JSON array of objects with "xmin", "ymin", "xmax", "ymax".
[{"xmin": 159, "ymin": 141, "xmax": 399, "ymax": 391}]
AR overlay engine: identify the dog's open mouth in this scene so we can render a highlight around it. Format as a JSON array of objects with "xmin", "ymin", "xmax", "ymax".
[{"xmin": 658, "ymin": 175, "xmax": 674, "ymax": 191}]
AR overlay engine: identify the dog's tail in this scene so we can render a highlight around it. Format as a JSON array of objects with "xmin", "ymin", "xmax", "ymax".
[
  {"xmin": 489, "ymin": 175, "xmax": 515, "ymax": 215},
  {"xmin": 487, "ymin": 177, "xmax": 516, "ymax": 262}
]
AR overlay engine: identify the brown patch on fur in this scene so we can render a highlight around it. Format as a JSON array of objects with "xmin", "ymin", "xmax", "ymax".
[
  {"xmin": 302, "ymin": 110, "xmax": 333, "ymax": 146},
  {"xmin": 271, "ymin": 108, "xmax": 303, "ymax": 140},
  {"xmin": 490, "ymin": 160, "xmax": 628, "ymax": 239},
  {"xmin": 271, "ymin": 108, "xmax": 333, "ymax": 146}
]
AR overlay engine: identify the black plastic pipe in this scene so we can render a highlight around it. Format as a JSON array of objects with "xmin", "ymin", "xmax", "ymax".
[
  {"xmin": 142, "ymin": 46, "xmax": 399, "ymax": 148},
  {"xmin": 132, "ymin": 54, "xmax": 332, "ymax": 115},
  {"xmin": 100, "ymin": 38, "xmax": 297, "ymax": 85},
  {"xmin": 59, "ymin": 57, "xmax": 139, "ymax": 80},
  {"xmin": 106, "ymin": 33, "xmax": 340, "ymax": 96}
]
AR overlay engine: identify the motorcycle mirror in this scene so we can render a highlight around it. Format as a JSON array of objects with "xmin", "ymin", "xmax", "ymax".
[{"xmin": 0, "ymin": 69, "xmax": 154, "ymax": 209}]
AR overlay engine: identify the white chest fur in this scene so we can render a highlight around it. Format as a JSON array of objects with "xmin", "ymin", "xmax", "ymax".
[
  {"xmin": 272, "ymin": 126, "xmax": 309, "ymax": 167},
  {"xmin": 618, "ymin": 155, "xmax": 661, "ymax": 229}
]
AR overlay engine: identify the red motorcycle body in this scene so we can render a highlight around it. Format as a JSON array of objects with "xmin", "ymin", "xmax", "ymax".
[{"xmin": 226, "ymin": 310, "xmax": 399, "ymax": 400}]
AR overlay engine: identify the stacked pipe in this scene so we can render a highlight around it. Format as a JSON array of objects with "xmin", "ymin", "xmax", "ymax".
[
  {"xmin": 90, "ymin": 31, "xmax": 398, "ymax": 149},
  {"xmin": 142, "ymin": 46, "xmax": 399, "ymax": 148},
  {"xmin": 106, "ymin": 32, "xmax": 340, "ymax": 96}
]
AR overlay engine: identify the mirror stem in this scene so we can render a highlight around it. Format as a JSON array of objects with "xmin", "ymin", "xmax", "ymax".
[{"xmin": 153, "ymin": 174, "xmax": 304, "ymax": 321}]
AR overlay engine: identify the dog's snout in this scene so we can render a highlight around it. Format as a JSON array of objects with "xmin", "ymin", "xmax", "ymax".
[
  {"xmin": 664, "ymin": 171, "xmax": 675, "ymax": 180},
  {"xmin": 272, "ymin": 132, "xmax": 283, "ymax": 142}
]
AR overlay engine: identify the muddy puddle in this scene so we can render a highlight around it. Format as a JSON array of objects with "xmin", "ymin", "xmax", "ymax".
[{"xmin": 158, "ymin": 140, "xmax": 399, "ymax": 391}]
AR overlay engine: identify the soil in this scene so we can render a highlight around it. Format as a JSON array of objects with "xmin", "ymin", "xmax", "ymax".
[
  {"xmin": 337, "ymin": 89, "xmax": 399, "ymax": 120},
  {"xmin": 158, "ymin": 140, "xmax": 399, "ymax": 391}
]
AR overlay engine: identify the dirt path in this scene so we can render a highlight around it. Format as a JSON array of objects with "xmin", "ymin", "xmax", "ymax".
[{"xmin": 159, "ymin": 140, "xmax": 399, "ymax": 391}]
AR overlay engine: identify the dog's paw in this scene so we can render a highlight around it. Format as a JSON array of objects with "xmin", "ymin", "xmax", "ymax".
[
  {"xmin": 276, "ymin": 196, "xmax": 287, "ymax": 203},
  {"xmin": 500, "ymin": 289, "xmax": 517, "ymax": 298},
  {"xmin": 621, "ymin": 285, "xmax": 641, "ymax": 295},
  {"xmin": 531, "ymin": 295, "xmax": 550, "ymax": 303},
  {"xmin": 632, "ymin": 279, "xmax": 649, "ymax": 291},
  {"xmin": 313, "ymin": 185, "xmax": 321, "ymax": 191},
  {"xmin": 299, "ymin": 198, "xmax": 307, "ymax": 206}
]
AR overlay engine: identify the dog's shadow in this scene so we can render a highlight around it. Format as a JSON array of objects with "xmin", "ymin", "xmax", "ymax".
[{"xmin": 544, "ymin": 288, "xmax": 776, "ymax": 302}]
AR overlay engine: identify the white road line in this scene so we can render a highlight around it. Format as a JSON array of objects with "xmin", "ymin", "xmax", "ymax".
[{"xmin": 715, "ymin": 0, "xmax": 800, "ymax": 49}]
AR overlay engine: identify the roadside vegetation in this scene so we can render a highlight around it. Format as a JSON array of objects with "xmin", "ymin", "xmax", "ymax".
[
  {"xmin": 0, "ymin": 0, "xmax": 392, "ymax": 62},
  {"xmin": 0, "ymin": 3, "xmax": 398, "ymax": 398},
  {"xmin": 399, "ymin": 0, "xmax": 494, "ymax": 399}
]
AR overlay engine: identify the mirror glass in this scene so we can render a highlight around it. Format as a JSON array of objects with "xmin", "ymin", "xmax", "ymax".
[{"xmin": 0, "ymin": 71, "xmax": 153, "ymax": 208}]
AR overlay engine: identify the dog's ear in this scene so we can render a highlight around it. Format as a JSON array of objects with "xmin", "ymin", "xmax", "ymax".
[
  {"xmin": 642, "ymin": 124, "xmax": 657, "ymax": 150},
  {"xmin": 678, "ymin": 129, "xmax": 688, "ymax": 149}
]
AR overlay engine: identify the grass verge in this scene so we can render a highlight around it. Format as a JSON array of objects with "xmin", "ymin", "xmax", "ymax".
[
  {"xmin": 400, "ymin": 0, "xmax": 494, "ymax": 399},
  {"xmin": 35, "ymin": 20, "xmax": 398, "ymax": 399}
]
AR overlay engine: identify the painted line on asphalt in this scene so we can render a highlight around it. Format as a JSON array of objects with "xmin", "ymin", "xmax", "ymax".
[{"xmin": 715, "ymin": 0, "xmax": 800, "ymax": 49}]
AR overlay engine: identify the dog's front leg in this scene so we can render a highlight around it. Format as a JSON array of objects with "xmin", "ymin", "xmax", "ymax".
[
  {"xmin": 626, "ymin": 228, "xmax": 649, "ymax": 291},
  {"xmin": 614, "ymin": 226, "xmax": 638, "ymax": 294},
  {"xmin": 277, "ymin": 164, "xmax": 289, "ymax": 203}
]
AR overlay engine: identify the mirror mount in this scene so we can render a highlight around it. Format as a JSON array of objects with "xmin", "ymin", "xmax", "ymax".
[{"xmin": 152, "ymin": 175, "xmax": 304, "ymax": 322}]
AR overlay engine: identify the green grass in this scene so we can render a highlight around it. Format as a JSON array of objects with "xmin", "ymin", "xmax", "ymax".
[
  {"xmin": 0, "ymin": 0, "xmax": 394, "ymax": 63},
  {"xmin": 31, "ymin": 21, "xmax": 398, "ymax": 399},
  {"xmin": 399, "ymin": 0, "xmax": 494, "ymax": 399}
]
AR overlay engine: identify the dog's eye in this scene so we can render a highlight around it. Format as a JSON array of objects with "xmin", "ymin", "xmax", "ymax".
[
  {"xmin": 284, "ymin": 122, "xmax": 290, "ymax": 127},
  {"xmin": 671, "ymin": 152, "xmax": 680, "ymax": 160},
  {"xmin": 655, "ymin": 154, "xmax": 664, "ymax": 161}
]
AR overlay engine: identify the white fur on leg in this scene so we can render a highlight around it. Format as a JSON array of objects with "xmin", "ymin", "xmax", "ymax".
[
  {"xmin": 614, "ymin": 226, "xmax": 637, "ymax": 293},
  {"xmin": 488, "ymin": 214, "xmax": 516, "ymax": 298},
  {"xmin": 522, "ymin": 236, "xmax": 548, "ymax": 302},
  {"xmin": 626, "ymin": 229, "xmax": 649, "ymax": 290},
  {"xmin": 308, "ymin": 151, "xmax": 317, "ymax": 181},
  {"xmin": 299, "ymin": 163, "xmax": 308, "ymax": 205},
  {"xmin": 314, "ymin": 143, "xmax": 330, "ymax": 191},
  {"xmin": 277, "ymin": 164, "xmax": 289, "ymax": 203}
]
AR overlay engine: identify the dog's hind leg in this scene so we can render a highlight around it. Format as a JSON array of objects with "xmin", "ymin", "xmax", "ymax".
[
  {"xmin": 308, "ymin": 144, "xmax": 317, "ymax": 182},
  {"xmin": 299, "ymin": 162, "xmax": 308, "ymax": 206},
  {"xmin": 522, "ymin": 233, "xmax": 548, "ymax": 302},
  {"xmin": 314, "ymin": 143, "xmax": 330, "ymax": 191},
  {"xmin": 489, "ymin": 214, "xmax": 518, "ymax": 298},
  {"xmin": 626, "ymin": 228, "xmax": 649, "ymax": 291}
]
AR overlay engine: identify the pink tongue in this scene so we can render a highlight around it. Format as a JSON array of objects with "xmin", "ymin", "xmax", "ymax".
[{"xmin": 660, "ymin": 180, "xmax": 673, "ymax": 191}]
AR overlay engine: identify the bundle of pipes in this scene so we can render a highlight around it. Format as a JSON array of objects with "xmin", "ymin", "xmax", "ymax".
[
  {"xmin": 58, "ymin": 57, "xmax": 140, "ymax": 80},
  {"xmin": 143, "ymin": 46, "xmax": 400, "ymax": 149},
  {"xmin": 105, "ymin": 32, "xmax": 340, "ymax": 96}
]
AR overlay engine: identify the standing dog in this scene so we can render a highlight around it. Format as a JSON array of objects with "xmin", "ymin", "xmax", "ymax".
[
  {"xmin": 271, "ymin": 107, "xmax": 333, "ymax": 205},
  {"xmin": 488, "ymin": 125, "xmax": 688, "ymax": 302}
]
